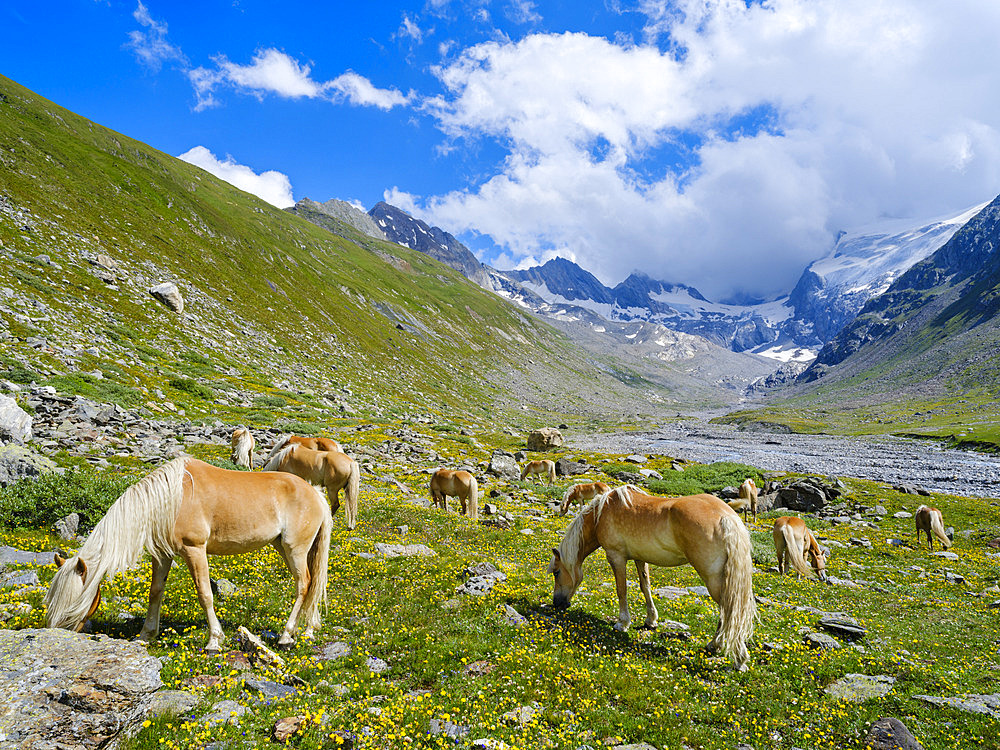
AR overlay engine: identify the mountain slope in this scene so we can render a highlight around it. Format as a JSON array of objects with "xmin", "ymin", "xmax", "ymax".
[
  {"xmin": 285, "ymin": 198, "xmax": 387, "ymax": 242},
  {"xmin": 0, "ymin": 74, "xmax": 691, "ymax": 427}
]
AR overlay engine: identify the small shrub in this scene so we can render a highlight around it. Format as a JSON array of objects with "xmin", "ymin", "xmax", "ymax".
[
  {"xmin": 167, "ymin": 377, "xmax": 215, "ymax": 400},
  {"xmin": 46, "ymin": 372, "xmax": 142, "ymax": 408},
  {"xmin": 431, "ymin": 424, "xmax": 458, "ymax": 433},
  {"xmin": 0, "ymin": 468, "xmax": 137, "ymax": 530},
  {"xmin": 1, "ymin": 364, "xmax": 42, "ymax": 384},
  {"xmin": 278, "ymin": 419, "xmax": 322, "ymax": 435},
  {"xmin": 254, "ymin": 394, "xmax": 287, "ymax": 408},
  {"xmin": 644, "ymin": 462, "xmax": 762, "ymax": 497}
]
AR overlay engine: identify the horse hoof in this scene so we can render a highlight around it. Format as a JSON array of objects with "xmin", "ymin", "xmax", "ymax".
[{"xmin": 613, "ymin": 622, "xmax": 629, "ymax": 632}]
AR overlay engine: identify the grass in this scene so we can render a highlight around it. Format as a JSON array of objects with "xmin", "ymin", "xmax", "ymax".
[{"xmin": 3, "ymin": 425, "xmax": 999, "ymax": 749}]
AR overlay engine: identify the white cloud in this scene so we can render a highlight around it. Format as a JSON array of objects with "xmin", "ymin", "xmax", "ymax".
[
  {"xmin": 178, "ymin": 146, "xmax": 294, "ymax": 208},
  {"xmin": 125, "ymin": 1, "xmax": 187, "ymax": 71},
  {"xmin": 407, "ymin": 0, "xmax": 1000, "ymax": 301},
  {"xmin": 189, "ymin": 48, "xmax": 411, "ymax": 111},
  {"xmin": 396, "ymin": 14, "xmax": 425, "ymax": 44},
  {"xmin": 505, "ymin": 0, "xmax": 541, "ymax": 25}
]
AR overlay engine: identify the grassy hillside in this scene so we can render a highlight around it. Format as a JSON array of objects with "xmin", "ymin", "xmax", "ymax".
[{"xmin": 0, "ymin": 74, "xmax": 697, "ymax": 431}]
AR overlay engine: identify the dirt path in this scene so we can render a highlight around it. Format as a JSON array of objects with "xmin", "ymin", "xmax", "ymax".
[{"xmin": 571, "ymin": 421, "xmax": 1000, "ymax": 499}]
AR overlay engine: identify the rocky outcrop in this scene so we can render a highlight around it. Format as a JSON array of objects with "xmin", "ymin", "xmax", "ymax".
[
  {"xmin": 286, "ymin": 198, "xmax": 388, "ymax": 242},
  {"xmin": 0, "ymin": 628, "xmax": 162, "ymax": 749},
  {"xmin": 0, "ymin": 443, "xmax": 57, "ymax": 487},
  {"xmin": 527, "ymin": 428, "xmax": 563, "ymax": 452},
  {"xmin": 148, "ymin": 282, "xmax": 184, "ymax": 314},
  {"xmin": 0, "ymin": 394, "xmax": 32, "ymax": 444}
]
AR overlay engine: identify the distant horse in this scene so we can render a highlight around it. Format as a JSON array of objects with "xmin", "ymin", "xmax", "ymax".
[
  {"xmin": 266, "ymin": 434, "xmax": 343, "ymax": 465},
  {"xmin": 915, "ymin": 505, "xmax": 952, "ymax": 550},
  {"xmin": 549, "ymin": 485, "xmax": 756, "ymax": 671},
  {"xmin": 44, "ymin": 456, "xmax": 331, "ymax": 652},
  {"xmin": 230, "ymin": 426, "xmax": 255, "ymax": 470},
  {"xmin": 521, "ymin": 459, "xmax": 556, "ymax": 484},
  {"xmin": 738, "ymin": 478, "xmax": 759, "ymax": 521},
  {"xmin": 263, "ymin": 444, "xmax": 360, "ymax": 529},
  {"xmin": 560, "ymin": 481, "xmax": 611, "ymax": 515},
  {"xmin": 429, "ymin": 469, "xmax": 479, "ymax": 520},
  {"xmin": 772, "ymin": 516, "xmax": 828, "ymax": 582}
]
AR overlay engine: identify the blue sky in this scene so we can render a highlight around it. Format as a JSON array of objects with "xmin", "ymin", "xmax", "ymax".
[{"xmin": 3, "ymin": 1, "xmax": 1000, "ymax": 302}]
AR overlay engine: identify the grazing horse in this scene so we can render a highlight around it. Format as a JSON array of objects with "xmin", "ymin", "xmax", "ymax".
[
  {"xmin": 263, "ymin": 444, "xmax": 360, "ymax": 529},
  {"xmin": 44, "ymin": 457, "xmax": 331, "ymax": 652},
  {"xmin": 772, "ymin": 516, "xmax": 828, "ymax": 582},
  {"xmin": 549, "ymin": 485, "xmax": 756, "ymax": 671},
  {"xmin": 266, "ymin": 434, "xmax": 343, "ymax": 465},
  {"xmin": 521, "ymin": 459, "xmax": 556, "ymax": 485},
  {"xmin": 230, "ymin": 426, "xmax": 255, "ymax": 470},
  {"xmin": 915, "ymin": 505, "xmax": 952, "ymax": 550},
  {"xmin": 560, "ymin": 481, "xmax": 612, "ymax": 515},
  {"xmin": 738, "ymin": 478, "xmax": 759, "ymax": 521},
  {"xmin": 429, "ymin": 469, "xmax": 479, "ymax": 520}
]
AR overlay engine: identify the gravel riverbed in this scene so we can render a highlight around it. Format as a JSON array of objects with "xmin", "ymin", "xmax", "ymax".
[{"xmin": 572, "ymin": 421, "xmax": 1000, "ymax": 499}]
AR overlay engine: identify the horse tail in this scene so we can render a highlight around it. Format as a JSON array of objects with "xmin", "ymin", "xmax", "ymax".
[
  {"xmin": 466, "ymin": 474, "xmax": 479, "ymax": 521},
  {"xmin": 780, "ymin": 523, "xmax": 814, "ymax": 578},
  {"xmin": 343, "ymin": 458, "xmax": 360, "ymax": 530},
  {"xmin": 45, "ymin": 456, "xmax": 188, "ymax": 630},
  {"xmin": 929, "ymin": 510, "xmax": 951, "ymax": 548},
  {"xmin": 717, "ymin": 514, "xmax": 757, "ymax": 671},
  {"xmin": 560, "ymin": 485, "xmax": 574, "ymax": 515},
  {"xmin": 262, "ymin": 444, "xmax": 293, "ymax": 472},
  {"xmin": 302, "ymin": 485, "xmax": 332, "ymax": 630},
  {"xmin": 547, "ymin": 461, "xmax": 556, "ymax": 483},
  {"xmin": 265, "ymin": 435, "xmax": 292, "ymax": 463}
]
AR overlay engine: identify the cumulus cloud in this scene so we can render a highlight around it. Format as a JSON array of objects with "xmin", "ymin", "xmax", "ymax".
[
  {"xmin": 178, "ymin": 146, "xmax": 294, "ymax": 208},
  {"xmin": 189, "ymin": 48, "xmax": 411, "ymax": 111},
  {"xmin": 409, "ymin": 0, "xmax": 1000, "ymax": 301},
  {"xmin": 125, "ymin": 1, "xmax": 187, "ymax": 71}
]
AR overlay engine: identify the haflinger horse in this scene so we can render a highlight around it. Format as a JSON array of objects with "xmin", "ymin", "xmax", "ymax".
[
  {"xmin": 549, "ymin": 484, "xmax": 756, "ymax": 671},
  {"xmin": 230, "ymin": 426, "xmax": 255, "ymax": 470},
  {"xmin": 265, "ymin": 434, "xmax": 343, "ymax": 465},
  {"xmin": 44, "ymin": 456, "xmax": 331, "ymax": 652},
  {"xmin": 772, "ymin": 516, "xmax": 829, "ymax": 582},
  {"xmin": 263, "ymin": 444, "xmax": 360, "ymax": 529},
  {"xmin": 915, "ymin": 505, "xmax": 952, "ymax": 550},
  {"xmin": 738, "ymin": 478, "xmax": 759, "ymax": 521},
  {"xmin": 560, "ymin": 481, "xmax": 612, "ymax": 515},
  {"xmin": 521, "ymin": 459, "xmax": 556, "ymax": 485},
  {"xmin": 429, "ymin": 468, "xmax": 479, "ymax": 520}
]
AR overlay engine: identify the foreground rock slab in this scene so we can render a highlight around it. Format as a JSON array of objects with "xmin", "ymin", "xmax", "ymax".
[
  {"xmin": 864, "ymin": 717, "xmax": 925, "ymax": 750},
  {"xmin": 0, "ymin": 628, "xmax": 162, "ymax": 749}
]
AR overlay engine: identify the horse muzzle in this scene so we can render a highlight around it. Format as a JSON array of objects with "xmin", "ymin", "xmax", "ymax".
[{"xmin": 553, "ymin": 594, "xmax": 570, "ymax": 610}]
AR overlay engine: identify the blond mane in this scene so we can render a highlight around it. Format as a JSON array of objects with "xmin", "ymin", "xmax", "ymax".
[{"xmin": 558, "ymin": 484, "xmax": 630, "ymax": 569}]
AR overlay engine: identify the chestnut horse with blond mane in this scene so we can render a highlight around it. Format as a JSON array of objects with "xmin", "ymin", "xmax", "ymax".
[
  {"xmin": 915, "ymin": 505, "xmax": 952, "ymax": 550},
  {"xmin": 772, "ymin": 516, "xmax": 828, "ymax": 582},
  {"xmin": 230, "ymin": 426, "xmax": 255, "ymax": 469},
  {"xmin": 560, "ymin": 481, "xmax": 611, "ymax": 515},
  {"xmin": 266, "ymin": 434, "xmax": 343, "ymax": 465},
  {"xmin": 549, "ymin": 484, "xmax": 756, "ymax": 670},
  {"xmin": 521, "ymin": 459, "xmax": 556, "ymax": 484},
  {"xmin": 429, "ymin": 468, "xmax": 479, "ymax": 520},
  {"xmin": 263, "ymin": 444, "xmax": 360, "ymax": 529},
  {"xmin": 45, "ymin": 456, "xmax": 331, "ymax": 652}
]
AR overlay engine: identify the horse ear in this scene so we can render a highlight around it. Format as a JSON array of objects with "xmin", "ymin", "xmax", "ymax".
[
  {"xmin": 54, "ymin": 553, "xmax": 66, "ymax": 568},
  {"xmin": 75, "ymin": 557, "xmax": 88, "ymax": 578},
  {"xmin": 551, "ymin": 548, "xmax": 561, "ymax": 559}
]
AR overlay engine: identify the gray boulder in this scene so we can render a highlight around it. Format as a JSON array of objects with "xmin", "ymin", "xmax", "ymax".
[
  {"xmin": 526, "ymin": 428, "xmax": 563, "ymax": 451},
  {"xmin": 0, "ymin": 443, "xmax": 57, "ymax": 487},
  {"xmin": 555, "ymin": 457, "xmax": 587, "ymax": 476},
  {"xmin": 149, "ymin": 282, "xmax": 184, "ymax": 313},
  {"xmin": 825, "ymin": 674, "xmax": 894, "ymax": 702},
  {"xmin": 863, "ymin": 718, "xmax": 924, "ymax": 750},
  {"xmin": 54, "ymin": 512, "xmax": 80, "ymax": 540},
  {"xmin": 0, "ymin": 394, "xmax": 32, "ymax": 444},
  {"xmin": 487, "ymin": 450, "xmax": 519, "ymax": 480},
  {"xmin": 0, "ymin": 628, "xmax": 162, "ymax": 748}
]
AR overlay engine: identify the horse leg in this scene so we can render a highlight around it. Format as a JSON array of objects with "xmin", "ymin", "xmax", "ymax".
[
  {"xmin": 700, "ymin": 570, "xmax": 726, "ymax": 654},
  {"xmin": 635, "ymin": 560, "xmax": 658, "ymax": 628},
  {"xmin": 275, "ymin": 538, "xmax": 311, "ymax": 647},
  {"xmin": 327, "ymin": 484, "xmax": 341, "ymax": 517},
  {"xmin": 138, "ymin": 555, "xmax": 173, "ymax": 642},
  {"xmin": 178, "ymin": 545, "xmax": 224, "ymax": 652},
  {"xmin": 606, "ymin": 551, "xmax": 631, "ymax": 631}
]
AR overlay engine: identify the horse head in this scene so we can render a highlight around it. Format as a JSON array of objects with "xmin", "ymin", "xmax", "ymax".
[
  {"xmin": 549, "ymin": 547, "xmax": 583, "ymax": 609},
  {"xmin": 810, "ymin": 547, "xmax": 830, "ymax": 584},
  {"xmin": 46, "ymin": 553, "xmax": 102, "ymax": 631}
]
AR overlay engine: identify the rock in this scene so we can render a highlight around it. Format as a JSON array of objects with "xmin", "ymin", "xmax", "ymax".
[
  {"xmin": 200, "ymin": 699, "xmax": 248, "ymax": 727},
  {"xmin": 463, "ymin": 660, "xmax": 495, "ymax": 676},
  {"xmin": 0, "ymin": 394, "xmax": 32, "ymax": 444},
  {"xmin": 501, "ymin": 705, "xmax": 537, "ymax": 725},
  {"xmin": 149, "ymin": 282, "xmax": 184, "ymax": 313},
  {"xmin": 245, "ymin": 676, "xmax": 297, "ymax": 702},
  {"xmin": 893, "ymin": 511, "xmax": 912, "ymax": 519},
  {"xmin": 932, "ymin": 550, "xmax": 959, "ymax": 560},
  {"xmin": 527, "ymin": 428, "xmax": 563, "ymax": 451},
  {"xmin": 428, "ymin": 719, "xmax": 469, "ymax": 738},
  {"xmin": 804, "ymin": 632, "xmax": 842, "ymax": 650},
  {"xmin": 373, "ymin": 543, "xmax": 436, "ymax": 558},
  {"xmin": 913, "ymin": 693, "xmax": 1000, "ymax": 717},
  {"xmin": 317, "ymin": 641, "xmax": 351, "ymax": 661},
  {"xmin": 0, "ymin": 545, "xmax": 59, "ymax": 566},
  {"xmin": 639, "ymin": 468, "xmax": 663, "ymax": 480},
  {"xmin": 555, "ymin": 457, "xmax": 587, "ymax": 476},
  {"xmin": 624, "ymin": 454, "xmax": 648, "ymax": 464},
  {"xmin": 863, "ymin": 718, "xmax": 925, "ymax": 750},
  {"xmin": 273, "ymin": 715, "xmax": 308, "ymax": 743},
  {"xmin": 687, "ymin": 586, "xmax": 710, "ymax": 596},
  {"xmin": 1, "ymin": 569, "xmax": 40, "ymax": 588},
  {"xmin": 458, "ymin": 564, "xmax": 506, "ymax": 596},
  {"xmin": 653, "ymin": 586, "xmax": 691, "ymax": 600},
  {"xmin": 235, "ymin": 626, "xmax": 285, "ymax": 667},
  {"xmin": 894, "ymin": 483, "xmax": 930, "ymax": 496},
  {"xmin": 148, "ymin": 689, "xmax": 198, "ymax": 717},
  {"xmin": 818, "ymin": 613, "xmax": 866, "ymax": 641},
  {"xmin": 53, "ymin": 512, "xmax": 80, "ymax": 540},
  {"xmin": 825, "ymin": 674, "xmax": 894, "ymax": 701},
  {"xmin": 0, "ymin": 443, "xmax": 57, "ymax": 487},
  {"xmin": 611, "ymin": 744, "xmax": 658, "ymax": 750},
  {"xmin": 502, "ymin": 604, "xmax": 527, "ymax": 625},
  {"xmin": 0, "ymin": 628, "xmax": 162, "ymax": 748},
  {"xmin": 210, "ymin": 577, "xmax": 237, "ymax": 599},
  {"xmin": 366, "ymin": 656, "xmax": 389, "ymax": 674},
  {"xmin": 487, "ymin": 450, "xmax": 519, "ymax": 480}
]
